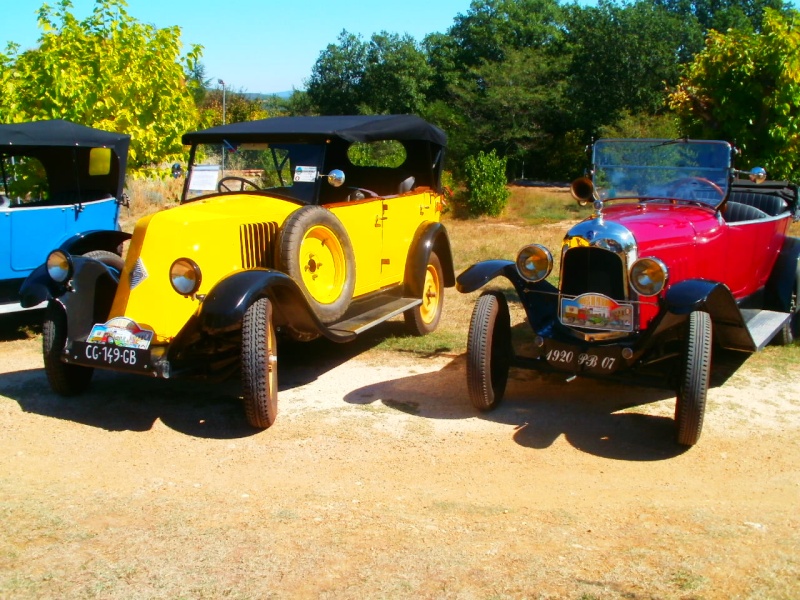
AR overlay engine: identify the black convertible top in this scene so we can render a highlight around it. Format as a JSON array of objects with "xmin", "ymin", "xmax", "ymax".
[
  {"xmin": 0, "ymin": 119, "xmax": 130, "ymax": 152},
  {"xmin": 182, "ymin": 114, "xmax": 447, "ymax": 147},
  {"xmin": 0, "ymin": 120, "xmax": 130, "ymax": 198}
]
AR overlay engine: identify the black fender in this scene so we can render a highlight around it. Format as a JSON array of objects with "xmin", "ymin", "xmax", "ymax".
[
  {"xmin": 194, "ymin": 269, "xmax": 356, "ymax": 343},
  {"xmin": 59, "ymin": 230, "xmax": 132, "ymax": 256},
  {"xmin": 403, "ymin": 222, "xmax": 455, "ymax": 298},
  {"xmin": 19, "ymin": 263, "xmax": 59, "ymax": 308},
  {"xmin": 765, "ymin": 236, "xmax": 800, "ymax": 312},
  {"xmin": 456, "ymin": 260, "xmax": 516, "ymax": 293},
  {"xmin": 664, "ymin": 279, "xmax": 754, "ymax": 351}
]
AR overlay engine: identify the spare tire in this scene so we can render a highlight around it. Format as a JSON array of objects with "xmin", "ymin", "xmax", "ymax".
[{"xmin": 279, "ymin": 205, "xmax": 356, "ymax": 323}]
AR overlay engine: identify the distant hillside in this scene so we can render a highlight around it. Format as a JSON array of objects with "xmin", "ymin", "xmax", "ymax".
[{"xmin": 243, "ymin": 91, "xmax": 294, "ymax": 100}]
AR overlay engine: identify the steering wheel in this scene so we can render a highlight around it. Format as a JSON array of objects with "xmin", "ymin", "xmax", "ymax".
[
  {"xmin": 666, "ymin": 177, "xmax": 724, "ymax": 200},
  {"xmin": 218, "ymin": 176, "xmax": 261, "ymax": 193}
]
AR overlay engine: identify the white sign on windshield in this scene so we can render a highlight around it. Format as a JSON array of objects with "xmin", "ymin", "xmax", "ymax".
[
  {"xmin": 189, "ymin": 165, "xmax": 221, "ymax": 191},
  {"xmin": 294, "ymin": 166, "xmax": 318, "ymax": 183}
]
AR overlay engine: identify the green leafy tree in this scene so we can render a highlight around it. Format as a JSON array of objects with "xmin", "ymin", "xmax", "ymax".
[
  {"xmin": 655, "ymin": 0, "xmax": 791, "ymax": 33},
  {"xmin": 306, "ymin": 30, "xmax": 368, "ymax": 115},
  {"xmin": 564, "ymin": 1, "xmax": 699, "ymax": 137},
  {"xmin": 463, "ymin": 149, "xmax": 510, "ymax": 216},
  {"xmin": 0, "ymin": 0, "xmax": 200, "ymax": 169},
  {"xmin": 199, "ymin": 87, "xmax": 269, "ymax": 129},
  {"xmin": 669, "ymin": 8, "xmax": 800, "ymax": 178}
]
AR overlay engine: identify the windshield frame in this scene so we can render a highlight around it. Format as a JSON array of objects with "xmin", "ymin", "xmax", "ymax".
[
  {"xmin": 591, "ymin": 138, "xmax": 734, "ymax": 209},
  {"xmin": 181, "ymin": 140, "xmax": 328, "ymax": 205}
]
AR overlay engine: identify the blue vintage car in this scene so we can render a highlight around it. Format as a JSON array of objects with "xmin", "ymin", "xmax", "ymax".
[{"xmin": 0, "ymin": 120, "xmax": 130, "ymax": 314}]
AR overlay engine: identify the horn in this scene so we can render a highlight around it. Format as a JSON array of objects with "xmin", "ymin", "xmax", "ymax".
[{"xmin": 570, "ymin": 177, "xmax": 594, "ymax": 206}]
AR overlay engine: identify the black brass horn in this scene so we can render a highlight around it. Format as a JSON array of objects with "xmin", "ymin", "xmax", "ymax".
[{"xmin": 570, "ymin": 176, "xmax": 594, "ymax": 207}]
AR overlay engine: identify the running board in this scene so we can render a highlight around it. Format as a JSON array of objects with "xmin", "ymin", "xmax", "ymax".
[
  {"xmin": 329, "ymin": 297, "xmax": 421, "ymax": 335},
  {"xmin": 741, "ymin": 309, "xmax": 790, "ymax": 351}
]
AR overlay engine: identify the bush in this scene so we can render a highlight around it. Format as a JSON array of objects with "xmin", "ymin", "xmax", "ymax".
[{"xmin": 463, "ymin": 150, "xmax": 510, "ymax": 216}]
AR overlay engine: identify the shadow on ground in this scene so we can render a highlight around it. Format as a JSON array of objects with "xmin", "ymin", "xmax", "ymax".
[
  {"xmin": 0, "ymin": 321, "xmax": 408, "ymax": 438},
  {"xmin": 344, "ymin": 347, "xmax": 751, "ymax": 461}
]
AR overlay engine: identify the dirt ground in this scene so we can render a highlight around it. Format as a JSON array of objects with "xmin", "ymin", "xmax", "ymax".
[{"xmin": 0, "ymin": 326, "xmax": 798, "ymax": 599}]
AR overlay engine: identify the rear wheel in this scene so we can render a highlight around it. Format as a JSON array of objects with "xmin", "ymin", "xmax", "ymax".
[
  {"xmin": 675, "ymin": 310, "xmax": 712, "ymax": 446},
  {"xmin": 43, "ymin": 302, "xmax": 94, "ymax": 396},
  {"xmin": 466, "ymin": 292, "xmax": 512, "ymax": 411},
  {"xmin": 241, "ymin": 298, "xmax": 279, "ymax": 429},
  {"xmin": 773, "ymin": 273, "xmax": 799, "ymax": 346},
  {"xmin": 404, "ymin": 252, "xmax": 444, "ymax": 336}
]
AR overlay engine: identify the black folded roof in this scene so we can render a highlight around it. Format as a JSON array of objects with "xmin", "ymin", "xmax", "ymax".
[{"xmin": 182, "ymin": 114, "xmax": 447, "ymax": 147}]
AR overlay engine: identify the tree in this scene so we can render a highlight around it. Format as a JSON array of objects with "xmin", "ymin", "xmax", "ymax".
[
  {"xmin": 0, "ymin": 0, "xmax": 200, "ymax": 169},
  {"xmin": 564, "ymin": 1, "xmax": 700, "ymax": 137},
  {"xmin": 655, "ymin": 0, "xmax": 791, "ymax": 33},
  {"xmin": 669, "ymin": 9, "xmax": 800, "ymax": 178},
  {"xmin": 305, "ymin": 30, "xmax": 368, "ymax": 115},
  {"xmin": 360, "ymin": 33, "xmax": 433, "ymax": 115}
]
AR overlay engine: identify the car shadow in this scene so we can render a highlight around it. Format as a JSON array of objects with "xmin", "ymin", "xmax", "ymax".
[
  {"xmin": 0, "ymin": 320, "xmax": 405, "ymax": 439},
  {"xmin": 343, "ymin": 347, "xmax": 753, "ymax": 461},
  {"xmin": 0, "ymin": 311, "xmax": 43, "ymax": 341}
]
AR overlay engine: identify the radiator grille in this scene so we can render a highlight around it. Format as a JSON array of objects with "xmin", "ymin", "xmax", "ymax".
[
  {"xmin": 560, "ymin": 246, "xmax": 626, "ymax": 300},
  {"xmin": 240, "ymin": 222, "xmax": 277, "ymax": 269}
]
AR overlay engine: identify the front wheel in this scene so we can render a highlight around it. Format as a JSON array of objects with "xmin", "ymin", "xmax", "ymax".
[
  {"xmin": 241, "ymin": 298, "xmax": 279, "ymax": 429},
  {"xmin": 466, "ymin": 291, "xmax": 512, "ymax": 411},
  {"xmin": 773, "ymin": 273, "xmax": 799, "ymax": 346},
  {"xmin": 675, "ymin": 310, "xmax": 712, "ymax": 446},
  {"xmin": 43, "ymin": 302, "xmax": 94, "ymax": 396},
  {"xmin": 404, "ymin": 251, "xmax": 444, "ymax": 336}
]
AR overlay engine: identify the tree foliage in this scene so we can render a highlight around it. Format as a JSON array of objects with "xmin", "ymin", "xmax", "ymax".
[
  {"xmin": 669, "ymin": 8, "xmax": 800, "ymax": 178},
  {"xmin": 0, "ymin": 0, "xmax": 201, "ymax": 169}
]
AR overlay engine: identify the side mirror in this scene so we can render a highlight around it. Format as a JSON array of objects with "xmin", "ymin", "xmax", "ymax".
[
  {"xmin": 324, "ymin": 169, "xmax": 346, "ymax": 188},
  {"xmin": 570, "ymin": 176, "xmax": 594, "ymax": 207}
]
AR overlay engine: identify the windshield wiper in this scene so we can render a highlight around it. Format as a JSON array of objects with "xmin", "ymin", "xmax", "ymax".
[{"xmin": 652, "ymin": 137, "xmax": 689, "ymax": 148}]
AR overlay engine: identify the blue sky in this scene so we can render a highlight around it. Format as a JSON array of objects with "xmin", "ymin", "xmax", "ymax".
[{"xmin": 1, "ymin": 0, "xmax": 492, "ymax": 94}]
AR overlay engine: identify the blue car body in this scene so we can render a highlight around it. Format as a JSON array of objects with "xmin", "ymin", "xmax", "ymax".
[{"xmin": 0, "ymin": 120, "xmax": 130, "ymax": 314}]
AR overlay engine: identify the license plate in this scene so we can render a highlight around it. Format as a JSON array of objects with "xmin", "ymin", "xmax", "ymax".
[
  {"xmin": 70, "ymin": 341, "xmax": 152, "ymax": 372},
  {"xmin": 559, "ymin": 293, "xmax": 634, "ymax": 332},
  {"xmin": 545, "ymin": 348, "xmax": 620, "ymax": 373}
]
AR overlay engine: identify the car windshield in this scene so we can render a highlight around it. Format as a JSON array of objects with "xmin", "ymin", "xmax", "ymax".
[
  {"xmin": 184, "ymin": 141, "xmax": 326, "ymax": 204},
  {"xmin": 592, "ymin": 139, "xmax": 733, "ymax": 207}
]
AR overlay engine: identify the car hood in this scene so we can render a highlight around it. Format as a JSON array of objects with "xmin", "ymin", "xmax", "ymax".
[
  {"xmin": 568, "ymin": 202, "xmax": 721, "ymax": 255},
  {"xmin": 108, "ymin": 194, "xmax": 302, "ymax": 341}
]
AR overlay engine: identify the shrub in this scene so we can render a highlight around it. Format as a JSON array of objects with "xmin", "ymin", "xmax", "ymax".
[{"xmin": 463, "ymin": 149, "xmax": 510, "ymax": 216}]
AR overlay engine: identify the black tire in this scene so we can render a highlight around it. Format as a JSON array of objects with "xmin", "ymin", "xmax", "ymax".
[
  {"xmin": 675, "ymin": 310, "xmax": 712, "ymax": 446},
  {"xmin": 404, "ymin": 251, "xmax": 444, "ymax": 336},
  {"xmin": 279, "ymin": 206, "xmax": 355, "ymax": 324},
  {"xmin": 42, "ymin": 302, "xmax": 94, "ymax": 396},
  {"xmin": 241, "ymin": 297, "xmax": 279, "ymax": 429},
  {"xmin": 466, "ymin": 291, "xmax": 512, "ymax": 411},
  {"xmin": 773, "ymin": 276, "xmax": 798, "ymax": 346},
  {"xmin": 82, "ymin": 249, "xmax": 124, "ymax": 273}
]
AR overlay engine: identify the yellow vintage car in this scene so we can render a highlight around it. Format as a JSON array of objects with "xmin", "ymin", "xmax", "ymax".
[{"xmin": 22, "ymin": 115, "xmax": 454, "ymax": 429}]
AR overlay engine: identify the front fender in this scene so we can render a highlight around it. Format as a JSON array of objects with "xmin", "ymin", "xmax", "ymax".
[
  {"xmin": 456, "ymin": 260, "xmax": 516, "ymax": 293},
  {"xmin": 404, "ymin": 222, "xmax": 455, "ymax": 298},
  {"xmin": 60, "ymin": 230, "xmax": 131, "ymax": 255},
  {"xmin": 19, "ymin": 263, "xmax": 60, "ymax": 308},
  {"xmin": 194, "ymin": 269, "xmax": 354, "ymax": 343},
  {"xmin": 664, "ymin": 279, "xmax": 754, "ymax": 351}
]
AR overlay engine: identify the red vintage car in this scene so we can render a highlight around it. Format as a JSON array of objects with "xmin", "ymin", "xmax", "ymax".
[{"xmin": 457, "ymin": 138, "xmax": 800, "ymax": 446}]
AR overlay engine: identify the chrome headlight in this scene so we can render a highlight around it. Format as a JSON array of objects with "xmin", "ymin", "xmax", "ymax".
[
  {"xmin": 630, "ymin": 257, "xmax": 668, "ymax": 296},
  {"xmin": 169, "ymin": 258, "xmax": 202, "ymax": 295},
  {"xmin": 46, "ymin": 251, "xmax": 73, "ymax": 283},
  {"xmin": 515, "ymin": 244, "xmax": 553, "ymax": 282}
]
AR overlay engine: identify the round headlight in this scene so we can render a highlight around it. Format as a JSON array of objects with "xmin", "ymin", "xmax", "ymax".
[
  {"xmin": 515, "ymin": 244, "xmax": 553, "ymax": 282},
  {"xmin": 46, "ymin": 251, "xmax": 73, "ymax": 283},
  {"xmin": 630, "ymin": 257, "xmax": 668, "ymax": 296},
  {"xmin": 169, "ymin": 258, "xmax": 202, "ymax": 295}
]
